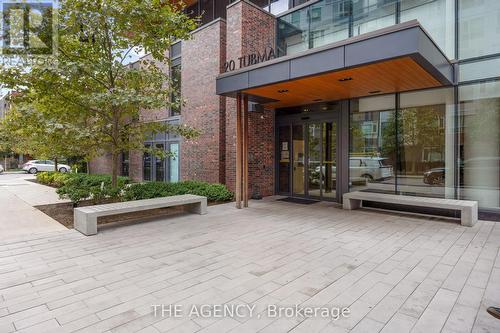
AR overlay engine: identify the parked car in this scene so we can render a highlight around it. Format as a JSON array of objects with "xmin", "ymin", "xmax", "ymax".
[
  {"xmin": 22, "ymin": 160, "xmax": 71, "ymax": 174},
  {"xmin": 0, "ymin": 164, "xmax": 3, "ymax": 174},
  {"xmin": 423, "ymin": 167, "xmax": 446, "ymax": 185},
  {"xmin": 349, "ymin": 157, "xmax": 393, "ymax": 182},
  {"xmin": 423, "ymin": 158, "xmax": 498, "ymax": 186}
]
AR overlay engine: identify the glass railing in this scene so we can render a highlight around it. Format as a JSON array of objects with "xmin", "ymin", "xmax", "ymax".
[{"xmin": 277, "ymin": 0, "xmax": 454, "ymax": 58}]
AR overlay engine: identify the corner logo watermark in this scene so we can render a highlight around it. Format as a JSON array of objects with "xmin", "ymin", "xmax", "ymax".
[{"xmin": 1, "ymin": 0, "xmax": 57, "ymax": 65}]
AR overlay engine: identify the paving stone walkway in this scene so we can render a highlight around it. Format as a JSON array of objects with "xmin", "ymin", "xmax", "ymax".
[{"xmin": 0, "ymin": 198, "xmax": 499, "ymax": 333}]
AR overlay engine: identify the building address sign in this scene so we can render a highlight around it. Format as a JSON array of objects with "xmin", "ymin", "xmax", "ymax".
[{"xmin": 223, "ymin": 46, "xmax": 276, "ymax": 73}]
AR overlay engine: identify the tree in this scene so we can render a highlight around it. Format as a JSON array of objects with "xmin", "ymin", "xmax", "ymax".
[
  {"xmin": 0, "ymin": 0, "xmax": 199, "ymax": 186},
  {"xmin": 0, "ymin": 103, "xmax": 95, "ymax": 171}
]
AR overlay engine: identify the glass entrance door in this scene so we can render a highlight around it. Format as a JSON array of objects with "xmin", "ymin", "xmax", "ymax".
[
  {"xmin": 278, "ymin": 120, "xmax": 338, "ymax": 201},
  {"xmin": 292, "ymin": 125, "xmax": 305, "ymax": 196}
]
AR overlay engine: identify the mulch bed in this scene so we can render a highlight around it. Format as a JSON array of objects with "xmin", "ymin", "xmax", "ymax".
[{"xmin": 35, "ymin": 199, "xmax": 226, "ymax": 229}]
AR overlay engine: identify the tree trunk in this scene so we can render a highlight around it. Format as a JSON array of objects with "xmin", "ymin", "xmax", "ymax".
[{"xmin": 54, "ymin": 157, "xmax": 58, "ymax": 172}]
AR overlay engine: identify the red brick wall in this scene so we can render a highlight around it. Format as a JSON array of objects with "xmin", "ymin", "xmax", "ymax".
[
  {"xmin": 181, "ymin": 19, "xmax": 227, "ymax": 184},
  {"xmin": 129, "ymin": 150, "xmax": 143, "ymax": 182},
  {"xmin": 225, "ymin": 0, "xmax": 276, "ymax": 197},
  {"xmin": 89, "ymin": 153, "xmax": 115, "ymax": 175}
]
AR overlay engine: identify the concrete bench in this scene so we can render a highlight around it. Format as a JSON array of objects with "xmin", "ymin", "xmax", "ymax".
[
  {"xmin": 74, "ymin": 194, "xmax": 207, "ymax": 236},
  {"xmin": 343, "ymin": 191, "xmax": 478, "ymax": 227}
]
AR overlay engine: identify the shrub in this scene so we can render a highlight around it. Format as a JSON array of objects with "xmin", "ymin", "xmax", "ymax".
[
  {"xmin": 56, "ymin": 174, "xmax": 130, "ymax": 205},
  {"xmin": 36, "ymin": 172, "xmax": 72, "ymax": 187},
  {"xmin": 123, "ymin": 181, "xmax": 233, "ymax": 202}
]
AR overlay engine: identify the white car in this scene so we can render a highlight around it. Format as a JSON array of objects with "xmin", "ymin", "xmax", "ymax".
[
  {"xmin": 0, "ymin": 164, "xmax": 3, "ymax": 173},
  {"xmin": 22, "ymin": 160, "xmax": 71, "ymax": 174}
]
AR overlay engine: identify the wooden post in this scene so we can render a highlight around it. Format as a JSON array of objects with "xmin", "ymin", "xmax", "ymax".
[
  {"xmin": 243, "ymin": 95, "xmax": 249, "ymax": 207},
  {"xmin": 235, "ymin": 94, "xmax": 242, "ymax": 209}
]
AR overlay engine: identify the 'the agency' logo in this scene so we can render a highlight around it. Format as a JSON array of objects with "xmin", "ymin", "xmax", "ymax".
[{"xmin": 1, "ymin": 0, "xmax": 56, "ymax": 55}]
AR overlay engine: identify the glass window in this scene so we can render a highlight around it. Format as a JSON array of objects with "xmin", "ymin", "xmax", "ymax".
[
  {"xmin": 215, "ymin": 0, "xmax": 231, "ymax": 19},
  {"xmin": 401, "ymin": 0, "xmax": 455, "ymax": 59},
  {"xmin": 200, "ymin": 0, "xmax": 214, "ymax": 25},
  {"xmin": 350, "ymin": 94, "xmax": 396, "ymax": 194},
  {"xmin": 398, "ymin": 87, "xmax": 455, "ymax": 198},
  {"xmin": 185, "ymin": 2, "xmax": 199, "ymax": 19},
  {"xmin": 459, "ymin": 57, "xmax": 500, "ymax": 82},
  {"xmin": 143, "ymin": 144, "xmax": 152, "ymax": 181},
  {"xmin": 170, "ymin": 63, "xmax": 181, "ymax": 116},
  {"xmin": 270, "ymin": 0, "xmax": 289, "ymax": 15},
  {"xmin": 310, "ymin": 0, "xmax": 350, "ymax": 49},
  {"xmin": 170, "ymin": 42, "xmax": 181, "ymax": 59},
  {"xmin": 155, "ymin": 144, "xmax": 166, "ymax": 182},
  {"xmin": 352, "ymin": 0, "xmax": 396, "ymax": 37},
  {"xmin": 169, "ymin": 143, "xmax": 180, "ymax": 183},
  {"xmin": 459, "ymin": 80, "xmax": 500, "ymax": 210},
  {"xmin": 277, "ymin": 6, "xmax": 309, "ymax": 55},
  {"xmin": 121, "ymin": 152, "xmax": 129, "ymax": 177},
  {"xmin": 459, "ymin": 0, "xmax": 500, "ymax": 59},
  {"xmin": 251, "ymin": 0, "xmax": 270, "ymax": 11}
]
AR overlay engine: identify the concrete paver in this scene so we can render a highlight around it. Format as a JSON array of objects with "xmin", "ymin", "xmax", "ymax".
[
  {"xmin": 0, "ymin": 197, "xmax": 499, "ymax": 332},
  {"xmin": 0, "ymin": 173, "xmax": 67, "ymax": 238}
]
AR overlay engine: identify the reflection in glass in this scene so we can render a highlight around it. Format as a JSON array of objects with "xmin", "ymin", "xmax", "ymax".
[
  {"xmin": 308, "ymin": 124, "xmax": 322, "ymax": 198},
  {"xmin": 309, "ymin": 0, "xmax": 349, "ymax": 49},
  {"xmin": 459, "ymin": 0, "xmax": 500, "ymax": 59},
  {"xmin": 169, "ymin": 143, "xmax": 180, "ymax": 183},
  {"xmin": 459, "ymin": 81, "xmax": 500, "ymax": 210},
  {"xmin": 121, "ymin": 152, "xmax": 129, "ymax": 177},
  {"xmin": 292, "ymin": 125, "xmax": 305, "ymax": 195},
  {"xmin": 398, "ymin": 88, "xmax": 454, "ymax": 198},
  {"xmin": 278, "ymin": 126, "xmax": 291, "ymax": 193},
  {"xmin": 349, "ymin": 95, "xmax": 396, "ymax": 193},
  {"xmin": 270, "ymin": 0, "xmax": 289, "ymax": 15},
  {"xmin": 323, "ymin": 122, "xmax": 337, "ymax": 199},
  {"xmin": 155, "ymin": 144, "xmax": 165, "ymax": 182},
  {"xmin": 170, "ymin": 63, "xmax": 182, "ymax": 116},
  {"xmin": 401, "ymin": 0, "xmax": 455, "ymax": 59},
  {"xmin": 277, "ymin": 6, "xmax": 309, "ymax": 55},
  {"xmin": 352, "ymin": 0, "xmax": 396, "ymax": 37},
  {"xmin": 143, "ymin": 144, "xmax": 152, "ymax": 181}
]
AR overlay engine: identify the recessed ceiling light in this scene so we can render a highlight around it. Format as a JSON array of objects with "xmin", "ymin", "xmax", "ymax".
[
  {"xmin": 338, "ymin": 77, "xmax": 353, "ymax": 82},
  {"xmin": 313, "ymin": 99, "xmax": 323, "ymax": 102},
  {"xmin": 277, "ymin": 89, "xmax": 289, "ymax": 93},
  {"xmin": 369, "ymin": 90, "xmax": 381, "ymax": 94}
]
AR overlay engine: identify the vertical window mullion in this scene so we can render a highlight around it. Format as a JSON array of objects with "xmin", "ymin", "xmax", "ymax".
[
  {"xmin": 395, "ymin": 93, "xmax": 400, "ymax": 195},
  {"xmin": 396, "ymin": 0, "xmax": 401, "ymax": 24}
]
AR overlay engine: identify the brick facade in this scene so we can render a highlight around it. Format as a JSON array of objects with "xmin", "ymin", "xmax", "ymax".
[
  {"xmin": 181, "ymin": 19, "xmax": 227, "ymax": 184},
  {"xmin": 90, "ymin": 0, "xmax": 277, "ymax": 198},
  {"xmin": 225, "ymin": 0, "xmax": 276, "ymax": 197}
]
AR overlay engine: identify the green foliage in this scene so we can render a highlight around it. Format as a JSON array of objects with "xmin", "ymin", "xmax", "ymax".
[
  {"xmin": 55, "ymin": 173, "xmax": 130, "ymax": 205},
  {"xmin": 0, "ymin": 0, "xmax": 199, "ymax": 186},
  {"xmin": 123, "ymin": 181, "xmax": 234, "ymax": 202},
  {"xmin": 36, "ymin": 172, "xmax": 72, "ymax": 187}
]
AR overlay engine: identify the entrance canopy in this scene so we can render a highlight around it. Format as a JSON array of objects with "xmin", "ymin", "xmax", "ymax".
[{"xmin": 216, "ymin": 20, "xmax": 454, "ymax": 109}]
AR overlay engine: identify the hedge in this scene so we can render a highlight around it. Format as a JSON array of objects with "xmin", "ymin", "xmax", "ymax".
[
  {"xmin": 37, "ymin": 172, "xmax": 233, "ymax": 204},
  {"xmin": 36, "ymin": 171, "xmax": 73, "ymax": 187},
  {"xmin": 56, "ymin": 174, "xmax": 130, "ymax": 205},
  {"xmin": 122, "ymin": 181, "xmax": 234, "ymax": 202}
]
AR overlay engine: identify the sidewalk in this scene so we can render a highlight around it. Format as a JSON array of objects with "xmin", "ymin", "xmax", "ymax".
[{"xmin": 0, "ymin": 173, "xmax": 67, "ymax": 238}]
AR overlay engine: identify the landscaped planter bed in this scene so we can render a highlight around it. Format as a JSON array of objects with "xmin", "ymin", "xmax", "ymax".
[{"xmin": 33, "ymin": 172, "xmax": 233, "ymax": 229}]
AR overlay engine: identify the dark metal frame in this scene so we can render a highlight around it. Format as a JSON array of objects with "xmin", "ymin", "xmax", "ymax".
[{"xmin": 275, "ymin": 105, "xmax": 343, "ymax": 202}]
